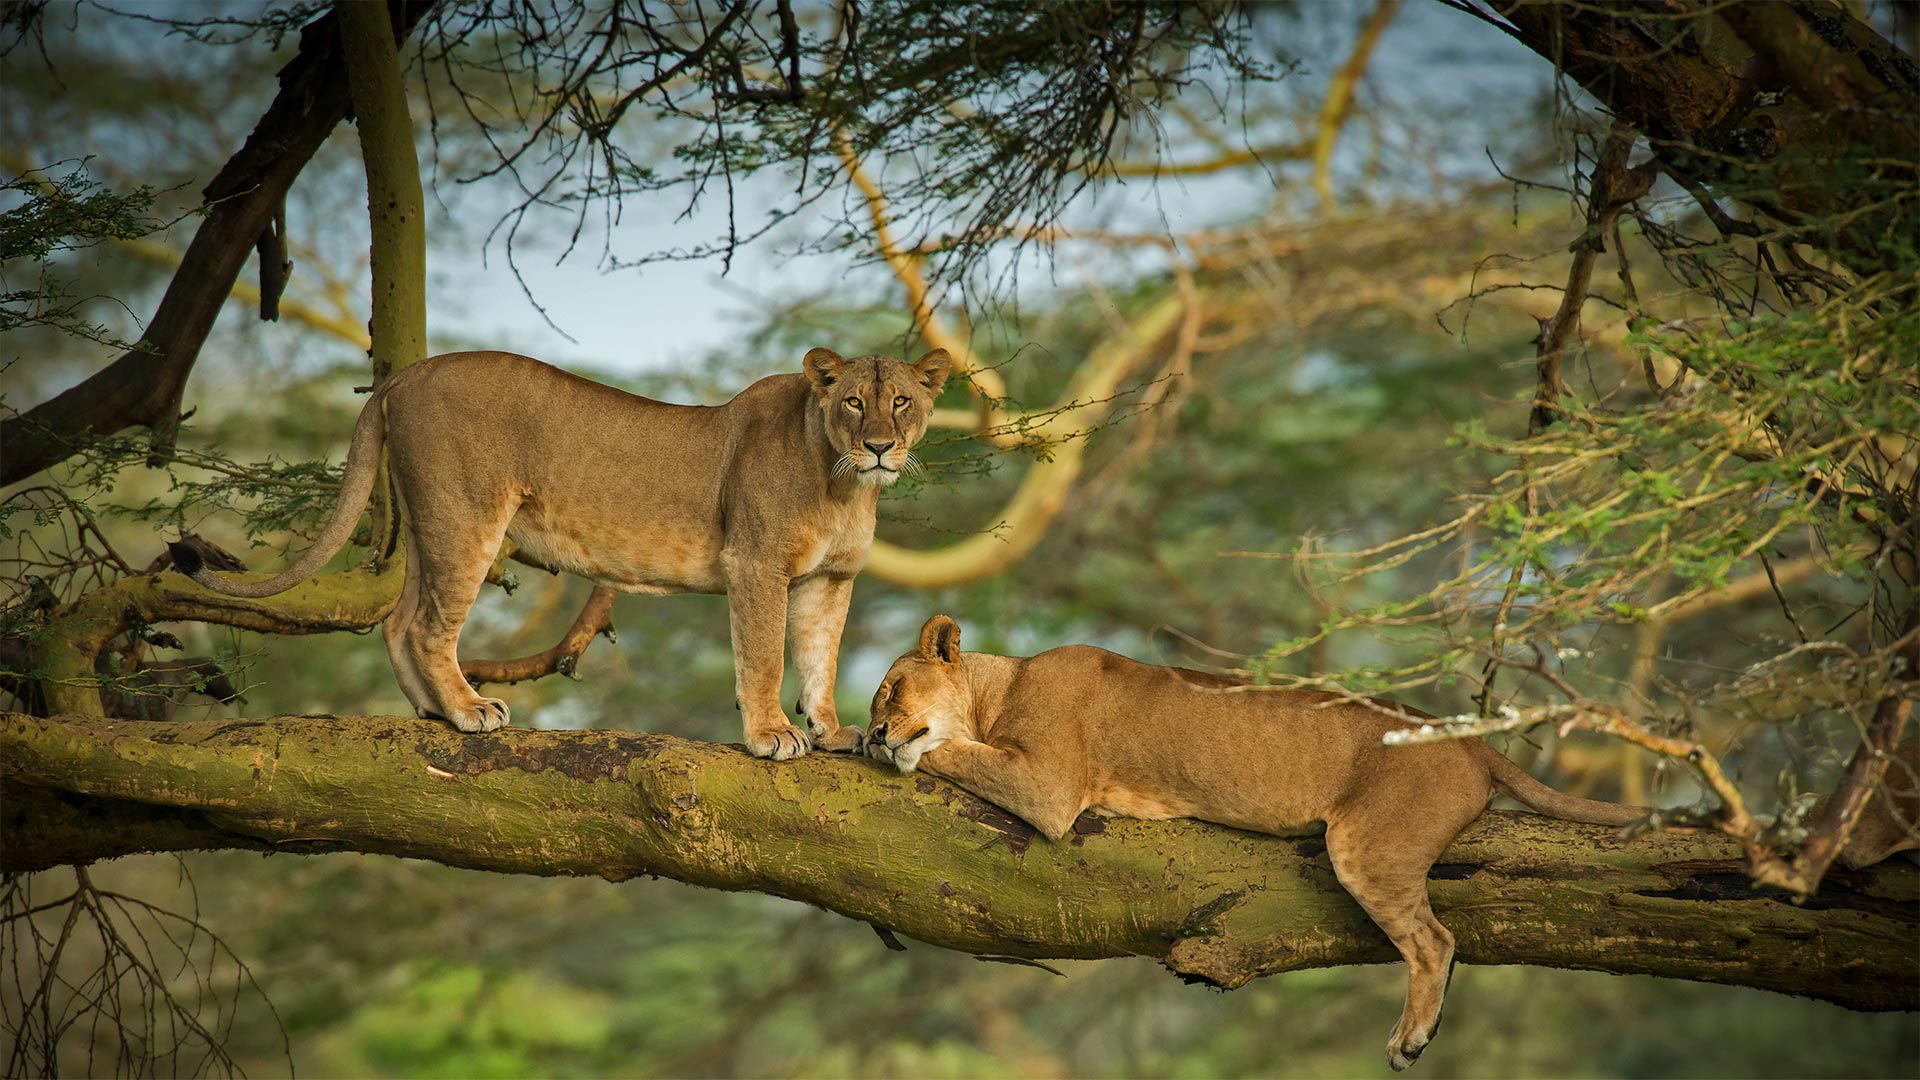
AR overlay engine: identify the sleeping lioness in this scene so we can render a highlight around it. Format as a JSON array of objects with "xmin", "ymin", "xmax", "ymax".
[
  {"xmin": 866, "ymin": 615, "xmax": 1646, "ymax": 1071},
  {"xmin": 173, "ymin": 347, "xmax": 948, "ymax": 759}
]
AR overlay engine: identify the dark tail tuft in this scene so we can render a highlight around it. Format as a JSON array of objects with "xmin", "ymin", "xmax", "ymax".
[{"xmin": 166, "ymin": 540, "xmax": 204, "ymax": 577}]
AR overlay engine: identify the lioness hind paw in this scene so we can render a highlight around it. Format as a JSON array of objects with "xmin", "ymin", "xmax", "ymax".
[{"xmin": 1387, "ymin": 1034, "xmax": 1430, "ymax": 1072}]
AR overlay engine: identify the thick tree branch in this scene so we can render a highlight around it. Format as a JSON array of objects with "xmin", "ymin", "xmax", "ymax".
[
  {"xmin": 2, "ymin": 712, "xmax": 1913, "ymax": 1011},
  {"xmin": 0, "ymin": 3, "xmax": 429, "ymax": 488},
  {"xmin": 1496, "ymin": 0, "xmax": 1918, "ymax": 278}
]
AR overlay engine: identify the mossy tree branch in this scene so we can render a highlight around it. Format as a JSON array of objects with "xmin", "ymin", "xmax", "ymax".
[{"xmin": 3, "ymin": 712, "xmax": 1913, "ymax": 1012}]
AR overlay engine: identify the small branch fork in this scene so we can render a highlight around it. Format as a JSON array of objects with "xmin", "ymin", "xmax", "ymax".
[
  {"xmin": 462, "ymin": 586, "xmax": 618, "ymax": 688},
  {"xmin": 1529, "ymin": 122, "xmax": 1655, "ymax": 438}
]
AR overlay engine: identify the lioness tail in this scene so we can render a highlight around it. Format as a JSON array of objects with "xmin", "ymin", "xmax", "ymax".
[
  {"xmin": 1469, "ymin": 741, "xmax": 1645, "ymax": 827},
  {"xmin": 169, "ymin": 389, "xmax": 388, "ymax": 598}
]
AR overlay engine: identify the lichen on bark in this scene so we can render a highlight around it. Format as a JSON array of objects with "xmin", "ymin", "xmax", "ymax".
[{"xmin": 3, "ymin": 712, "xmax": 1913, "ymax": 1012}]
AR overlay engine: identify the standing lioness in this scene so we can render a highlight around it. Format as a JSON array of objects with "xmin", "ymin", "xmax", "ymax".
[
  {"xmin": 173, "ymin": 347, "xmax": 949, "ymax": 759},
  {"xmin": 867, "ymin": 615, "xmax": 1644, "ymax": 1070}
]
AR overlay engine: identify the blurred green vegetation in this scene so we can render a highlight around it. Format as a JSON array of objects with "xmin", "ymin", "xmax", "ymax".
[
  {"xmin": 53, "ymin": 848, "xmax": 1915, "ymax": 1079},
  {"xmin": 6, "ymin": 2, "xmax": 1917, "ymax": 1076},
  {"xmin": 20, "ymin": 233, "xmax": 1906, "ymax": 1076}
]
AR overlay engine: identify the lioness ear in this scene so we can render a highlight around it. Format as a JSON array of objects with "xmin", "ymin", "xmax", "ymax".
[
  {"xmin": 917, "ymin": 614, "xmax": 961, "ymax": 664},
  {"xmin": 804, "ymin": 347, "xmax": 848, "ymax": 392},
  {"xmin": 912, "ymin": 348, "xmax": 951, "ymax": 394}
]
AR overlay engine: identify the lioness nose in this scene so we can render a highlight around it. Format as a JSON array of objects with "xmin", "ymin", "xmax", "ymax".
[
  {"xmin": 870, "ymin": 722, "xmax": 888, "ymax": 742},
  {"xmin": 863, "ymin": 440, "xmax": 895, "ymax": 456}
]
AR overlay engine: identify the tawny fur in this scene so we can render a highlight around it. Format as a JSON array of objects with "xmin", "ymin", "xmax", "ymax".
[
  {"xmin": 866, "ymin": 615, "xmax": 1644, "ymax": 1071},
  {"xmin": 175, "ymin": 348, "xmax": 949, "ymax": 759}
]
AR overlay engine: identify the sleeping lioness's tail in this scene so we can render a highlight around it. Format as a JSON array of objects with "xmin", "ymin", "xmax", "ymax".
[
  {"xmin": 168, "ymin": 387, "xmax": 388, "ymax": 598},
  {"xmin": 1468, "ymin": 741, "xmax": 1646, "ymax": 826}
]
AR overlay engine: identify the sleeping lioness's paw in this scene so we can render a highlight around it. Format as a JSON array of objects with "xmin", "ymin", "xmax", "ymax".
[
  {"xmin": 745, "ymin": 719, "xmax": 812, "ymax": 761},
  {"xmin": 867, "ymin": 722, "xmax": 944, "ymax": 773},
  {"xmin": 809, "ymin": 721, "xmax": 865, "ymax": 754},
  {"xmin": 444, "ymin": 696, "xmax": 511, "ymax": 733}
]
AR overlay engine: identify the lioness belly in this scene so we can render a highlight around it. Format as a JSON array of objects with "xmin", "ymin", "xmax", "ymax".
[{"xmin": 507, "ymin": 513, "xmax": 724, "ymax": 594}]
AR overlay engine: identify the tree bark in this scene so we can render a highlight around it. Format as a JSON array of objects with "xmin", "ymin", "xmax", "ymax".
[
  {"xmin": 1495, "ymin": 0, "xmax": 1919, "ymax": 278},
  {"xmin": 0, "ymin": 2, "xmax": 429, "ymax": 488},
  {"xmin": 2, "ymin": 712, "xmax": 1913, "ymax": 1012}
]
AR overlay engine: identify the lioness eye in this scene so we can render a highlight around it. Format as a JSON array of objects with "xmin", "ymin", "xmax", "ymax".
[
  {"xmin": 893, "ymin": 395, "xmax": 909, "ymax": 409},
  {"xmin": 845, "ymin": 397, "xmax": 862, "ymax": 411}
]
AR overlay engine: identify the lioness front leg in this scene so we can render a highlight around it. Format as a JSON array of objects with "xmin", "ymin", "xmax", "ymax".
[
  {"xmin": 724, "ymin": 554, "xmax": 810, "ymax": 760},
  {"xmin": 787, "ymin": 574, "xmax": 863, "ymax": 753},
  {"xmin": 910, "ymin": 740, "xmax": 1085, "ymax": 841}
]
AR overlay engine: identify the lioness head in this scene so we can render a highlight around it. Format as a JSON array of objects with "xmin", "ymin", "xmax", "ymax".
[
  {"xmin": 804, "ymin": 347, "xmax": 951, "ymax": 486},
  {"xmin": 867, "ymin": 613, "xmax": 970, "ymax": 771}
]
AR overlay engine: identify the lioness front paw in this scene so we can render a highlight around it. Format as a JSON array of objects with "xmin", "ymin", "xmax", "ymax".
[
  {"xmin": 445, "ymin": 697, "xmax": 511, "ymax": 733},
  {"xmin": 889, "ymin": 736, "xmax": 946, "ymax": 773},
  {"xmin": 745, "ymin": 719, "xmax": 812, "ymax": 761},
  {"xmin": 795, "ymin": 700, "xmax": 864, "ymax": 754}
]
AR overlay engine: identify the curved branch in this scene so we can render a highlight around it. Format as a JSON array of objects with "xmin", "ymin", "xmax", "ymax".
[
  {"xmin": 1311, "ymin": 0, "xmax": 1401, "ymax": 211},
  {"xmin": 2, "ymin": 712, "xmax": 1913, "ymax": 1011},
  {"xmin": 837, "ymin": 139, "xmax": 1011, "ymax": 429},
  {"xmin": 34, "ymin": 563, "xmax": 402, "ymax": 716},
  {"xmin": 461, "ymin": 585, "xmax": 617, "ymax": 687},
  {"xmin": 865, "ymin": 293, "xmax": 1188, "ymax": 587}
]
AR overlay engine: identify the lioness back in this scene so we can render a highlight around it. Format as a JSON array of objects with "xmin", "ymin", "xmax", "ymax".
[{"xmin": 1011, "ymin": 645, "xmax": 1483, "ymax": 832}]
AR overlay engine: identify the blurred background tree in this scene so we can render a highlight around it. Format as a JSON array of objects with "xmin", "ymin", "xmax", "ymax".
[{"xmin": 3, "ymin": 0, "xmax": 1915, "ymax": 1076}]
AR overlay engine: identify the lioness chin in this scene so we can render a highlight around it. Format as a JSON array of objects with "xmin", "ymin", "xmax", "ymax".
[
  {"xmin": 867, "ymin": 614, "xmax": 1647, "ymax": 1071},
  {"xmin": 173, "ymin": 347, "xmax": 949, "ymax": 759}
]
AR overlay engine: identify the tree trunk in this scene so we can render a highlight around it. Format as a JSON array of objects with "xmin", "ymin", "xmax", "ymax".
[
  {"xmin": 0, "ymin": 2, "xmax": 430, "ymax": 488},
  {"xmin": 3, "ymin": 712, "xmax": 1913, "ymax": 1012}
]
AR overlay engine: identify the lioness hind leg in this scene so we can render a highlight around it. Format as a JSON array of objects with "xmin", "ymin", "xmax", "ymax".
[
  {"xmin": 403, "ymin": 507, "xmax": 516, "ymax": 733},
  {"xmin": 1326, "ymin": 819, "xmax": 1458, "ymax": 1072},
  {"xmin": 381, "ymin": 546, "xmax": 438, "ymax": 717}
]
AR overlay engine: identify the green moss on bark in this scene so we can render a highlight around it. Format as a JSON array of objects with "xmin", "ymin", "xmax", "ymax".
[{"xmin": 3, "ymin": 713, "xmax": 1913, "ymax": 1010}]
